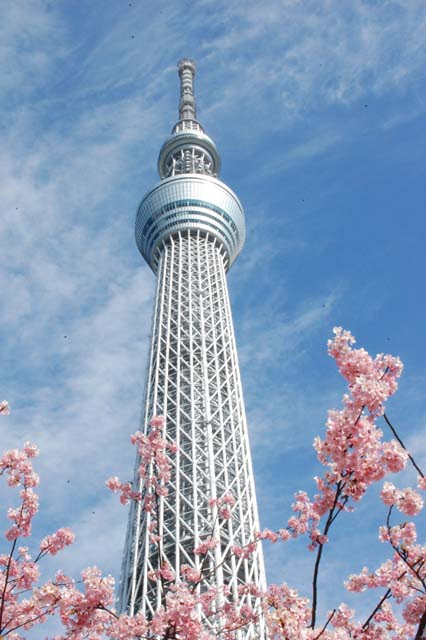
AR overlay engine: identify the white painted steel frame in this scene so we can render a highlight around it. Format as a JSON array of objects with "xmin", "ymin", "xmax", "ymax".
[{"xmin": 119, "ymin": 230, "xmax": 267, "ymax": 639}]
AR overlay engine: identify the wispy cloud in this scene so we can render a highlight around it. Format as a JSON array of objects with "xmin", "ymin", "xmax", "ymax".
[
  {"xmin": 197, "ymin": 0, "xmax": 426, "ymax": 128},
  {"xmin": 259, "ymin": 130, "xmax": 342, "ymax": 178}
]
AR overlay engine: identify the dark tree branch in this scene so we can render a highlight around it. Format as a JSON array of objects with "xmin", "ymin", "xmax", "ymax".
[
  {"xmin": 361, "ymin": 588, "xmax": 392, "ymax": 629},
  {"xmin": 415, "ymin": 610, "xmax": 426, "ymax": 640},
  {"xmin": 313, "ymin": 609, "xmax": 336, "ymax": 639},
  {"xmin": 310, "ymin": 481, "xmax": 345, "ymax": 629},
  {"xmin": 3, "ymin": 606, "xmax": 57, "ymax": 636},
  {"xmin": 0, "ymin": 492, "xmax": 26, "ymax": 632},
  {"xmin": 383, "ymin": 413, "xmax": 424, "ymax": 478},
  {"xmin": 387, "ymin": 506, "xmax": 426, "ymax": 592}
]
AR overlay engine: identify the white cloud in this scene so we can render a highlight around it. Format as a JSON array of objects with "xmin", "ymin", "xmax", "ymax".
[{"xmin": 0, "ymin": 1, "xmax": 66, "ymax": 97}]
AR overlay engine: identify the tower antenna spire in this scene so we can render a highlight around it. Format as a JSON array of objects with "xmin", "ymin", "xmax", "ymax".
[{"xmin": 178, "ymin": 58, "xmax": 197, "ymax": 121}]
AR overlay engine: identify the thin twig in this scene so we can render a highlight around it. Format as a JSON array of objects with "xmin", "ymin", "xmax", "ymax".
[
  {"xmin": 329, "ymin": 495, "xmax": 349, "ymax": 526},
  {"xmin": 153, "ymin": 476, "xmax": 167, "ymax": 610},
  {"xmin": 354, "ymin": 405, "xmax": 365, "ymax": 426},
  {"xmin": 190, "ymin": 512, "xmax": 219, "ymax": 593},
  {"xmin": 310, "ymin": 481, "xmax": 345, "ymax": 628},
  {"xmin": 3, "ymin": 605, "xmax": 57, "ymax": 636},
  {"xmin": 361, "ymin": 588, "xmax": 392, "ymax": 629},
  {"xmin": 0, "ymin": 493, "xmax": 25, "ymax": 632},
  {"xmin": 383, "ymin": 413, "xmax": 424, "ymax": 478},
  {"xmin": 216, "ymin": 609, "xmax": 261, "ymax": 635},
  {"xmin": 313, "ymin": 609, "xmax": 336, "ymax": 639},
  {"xmin": 97, "ymin": 603, "xmax": 119, "ymax": 620},
  {"xmin": 361, "ymin": 546, "xmax": 407, "ymax": 631},
  {"xmin": 387, "ymin": 506, "xmax": 426, "ymax": 591}
]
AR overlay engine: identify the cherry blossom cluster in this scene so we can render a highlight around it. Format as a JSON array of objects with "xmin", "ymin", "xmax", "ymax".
[
  {"xmin": 346, "ymin": 545, "xmax": 425, "ymax": 633},
  {"xmin": 133, "ymin": 415, "xmax": 177, "ymax": 486},
  {"xmin": 278, "ymin": 328, "xmax": 408, "ymax": 552},
  {"xmin": 107, "ymin": 415, "xmax": 176, "ymax": 511},
  {"xmin": 2, "ymin": 329, "xmax": 426, "ymax": 639},
  {"xmin": 106, "ymin": 476, "xmax": 141, "ymax": 505},
  {"xmin": 180, "ymin": 563, "xmax": 202, "ymax": 583},
  {"xmin": 39, "ymin": 528, "xmax": 75, "ymax": 557},
  {"xmin": 265, "ymin": 583, "xmax": 312, "ymax": 639},
  {"xmin": 209, "ymin": 492, "xmax": 236, "ymax": 520},
  {"xmin": 265, "ymin": 581, "xmax": 416, "ymax": 639},
  {"xmin": 341, "ymin": 481, "xmax": 426, "ymax": 632},
  {"xmin": 259, "ymin": 330, "xmax": 426, "ymax": 637},
  {"xmin": 194, "ymin": 537, "xmax": 218, "ymax": 556},
  {"xmin": 38, "ymin": 574, "xmax": 261, "ymax": 640},
  {"xmin": 0, "ymin": 440, "xmax": 75, "ymax": 638},
  {"xmin": 380, "ymin": 481, "xmax": 424, "ymax": 516},
  {"xmin": 1, "ymin": 442, "xmax": 39, "ymax": 489},
  {"xmin": 327, "ymin": 327, "xmax": 403, "ymax": 415},
  {"xmin": 232, "ymin": 529, "xmax": 280, "ymax": 560},
  {"xmin": 1, "ymin": 443, "xmax": 41, "ymax": 543}
]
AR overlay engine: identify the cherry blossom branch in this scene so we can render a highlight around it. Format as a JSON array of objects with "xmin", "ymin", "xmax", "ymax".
[
  {"xmin": 357, "ymin": 559, "xmax": 414, "ymax": 630},
  {"xmin": 0, "ymin": 508, "xmax": 21, "ymax": 632},
  {"xmin": 386, "ymin": 506, "xmax": 426, "ymax": 591},
  {"xmin": 216, "ymin": 609, "xmax": 261, "ymax": 635},
  {"xmin": 194, "ymin": 544, "xmax": 234, "ymax": 589},
  {"xmin": 163, "ymin": 621, "xmax": 177, "ymax": 639},
  {"xmin": 0, "ymin": 544, "xmax": 17, "ymax": 631},
  {"xmin": 97, "ymin": 603, "xmax": 119, "ymax": 619},
  {"xmin": 154, "ymin": 487, "xmax": 168, "ymax": 609},
  {"xmin": 190, "ymin": 514, "xmax": 219, "ymax": 593},
  {"xmin": 354, "ymin": 405, "xmax": 365, "ymax": 426},
  {"xmin": 408, "ymin": 582, "xmax": 426, "ymax": 596},
  {"xmin": 415, "ymin": 610, "xmax": 426, "ymax": 640},
  {"xmin": 2, "ymin": 605, "xmax": 57, "ymax": 636},
  {"xmin": 383, "ymin": 412, "xmax": 424, "ymax": 478},
  {"xmin": 313, "ymin": 608, "xmax": 336, "ymax": 639},
  {"xmin": 310, "ymin": 480, "xmax": 345, "ymax": 629},
  {"xmin": 328, "ymin": 494, "xmax": 349, "ymax": 526},
  {"xmin": 361, "ymin": 587, "xmax": 392, "ymax": 629}
]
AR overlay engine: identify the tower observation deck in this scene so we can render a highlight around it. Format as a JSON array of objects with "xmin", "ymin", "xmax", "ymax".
[{"xmin": 120, "ymin": 59, "xmax": 267, "ymax": 639}]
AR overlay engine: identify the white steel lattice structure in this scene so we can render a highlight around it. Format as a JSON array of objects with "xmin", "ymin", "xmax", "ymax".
[{"xmin": 119, "ymin": 59, "xmax": 267, "ymax": 639}]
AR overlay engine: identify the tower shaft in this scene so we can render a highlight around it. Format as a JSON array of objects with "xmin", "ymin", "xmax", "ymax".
[{"xmin": 120, "ymin": 60, "xmax": 267, "ymax": 639}]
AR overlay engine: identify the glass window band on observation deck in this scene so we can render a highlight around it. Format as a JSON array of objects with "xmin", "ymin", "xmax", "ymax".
[
  {"xmin": 145, "ymin": 211, "xmax": 237, "ymax": 254},
  {"xmin": 141, "ymin": 199, "xmax": 239, "ymax": 237}
]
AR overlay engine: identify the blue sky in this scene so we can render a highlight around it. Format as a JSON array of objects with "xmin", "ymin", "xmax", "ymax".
[{"xmin": 1, "ymin": 0, "xmax": 426, "ymax": 635}]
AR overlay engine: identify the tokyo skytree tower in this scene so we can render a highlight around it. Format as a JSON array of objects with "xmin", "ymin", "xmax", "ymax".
[{"xmin": 119, "ymin": 59, "xmax": 267, "ymax": 638}]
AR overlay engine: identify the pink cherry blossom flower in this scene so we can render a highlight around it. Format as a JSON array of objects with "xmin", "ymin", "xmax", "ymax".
[
  {"xmin": 160, "ymin": 562, "xmax": 175, "ymax": 581},
  {"xmin": 150, "ymin": 415, "xmax": 165, "ymax": 428},
  {"xmin": 106, "ymin": 476, "xmax": 141, "ymax": 504},
  {"xmin": 232, "ymin": 541, "xmax": 257, "ymax": 558},
  {"xmin": 180, "ymin": 564, "xmax": 201, "ymax": 583},
  {"xmin": 418, "ymin": 476, "xmax": 426, "ymax": 490},
  {"xmin": 331, "ymin": 603, "xmax": 354, "ymax": 627},
  {"xmin": 40, "ymin": 527, "xmax": 75, "ymax": 555},
  {"xmin": 397, "ymin": 487, "xmax": 423, "ymax": 516},
  {"xmin": 194, "ymin": 538, "xmax": 218, "ymax": 555},
  {"xmin": 278, "ymin": 528, "xmax": 291, "ymax": 542},
  {"xmin": 380, "ymin": 481, "xmax": 397, "ymax": 506},
  {"xmin": 382, "ymin": 440, "xmax": 408, "ymax": 472},
  {"xmin": 257, "ymin": 528, "xmax": 279, "ymax": 543},
  {"xmin": 0, "ymin": 400, "xmax": 10, "ymax": 414}
]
